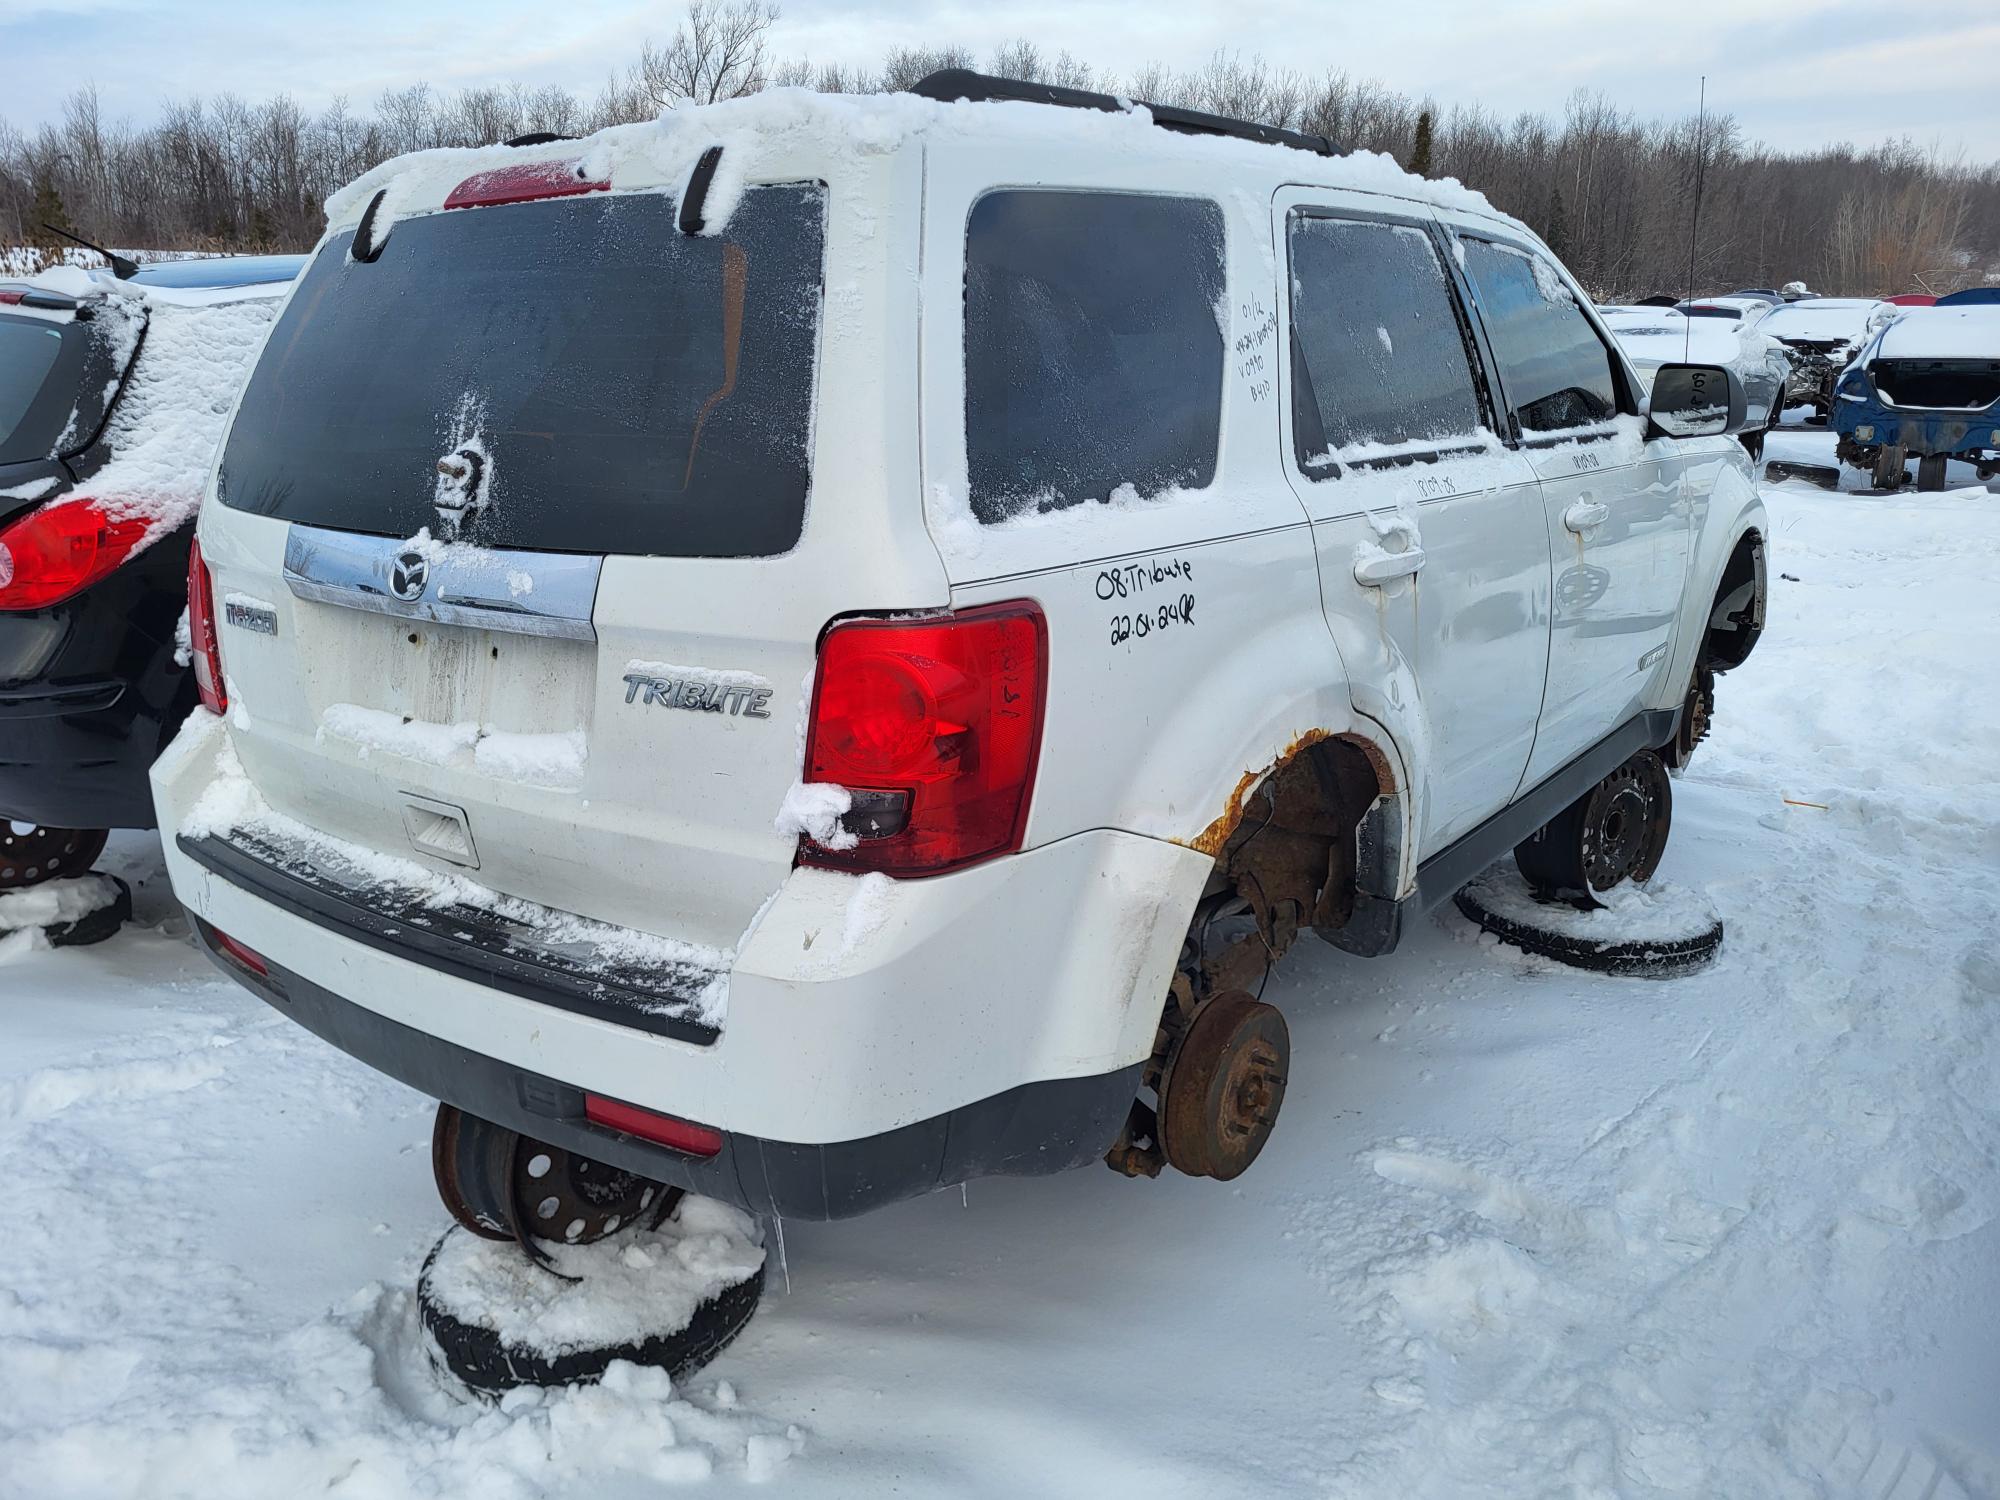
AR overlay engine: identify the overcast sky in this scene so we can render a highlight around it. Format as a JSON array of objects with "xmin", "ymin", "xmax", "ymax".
[{"xmin": 4, "ymin": 0, "xmax": 1998, "ymax": 159}]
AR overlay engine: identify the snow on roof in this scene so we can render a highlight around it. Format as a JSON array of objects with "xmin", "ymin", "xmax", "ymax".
[
  {"xmin": 1874, "ymin": 305, "xmax": 2000, "ymax": 362},
  {"xmin": 11, "ymin": 260, "xmax": 294, "ymax": 310},
  {"xmin": 324, "ymin": 87, "xmax": 1519, "ymax": 239}
]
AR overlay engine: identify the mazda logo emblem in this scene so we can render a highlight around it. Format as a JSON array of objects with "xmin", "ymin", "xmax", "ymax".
[{"xmin": 389, "ymin": 550, "xmax": 430, "ymax": 602}]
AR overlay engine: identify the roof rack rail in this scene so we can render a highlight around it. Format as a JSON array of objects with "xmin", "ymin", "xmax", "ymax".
[{"xmin": 910, "ymin": 68, "xmax": 1339, "ymax": 158}]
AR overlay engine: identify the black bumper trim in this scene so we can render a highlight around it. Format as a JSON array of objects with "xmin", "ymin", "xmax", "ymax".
[
  {"xmin": 179, "ymin": 831, "xmax": 721, "ymax": 1046},
  {"xmin": 0, "ymin": 679, "xmax": 125, "ymax": 717},
  {"xmin": 190, "ymin": 915, "xmax": 1140, "ymax": 1221}
]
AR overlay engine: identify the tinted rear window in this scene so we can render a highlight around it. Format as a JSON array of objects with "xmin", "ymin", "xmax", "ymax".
[
  {"xmin": 1288, "ymin": 215, "xmax": 1483, "ymax": 464},
  {"xmin": 965, "ymin": 190, "xmax": 1224, "ymax": 524},
  {"xmin": 1461, "ymin": 239, "xmax": 1618, "ymax": 434},
  {"xmin": 218, "ymin": 185, "xmax": 825, "ymax": 557},
  {"xmin": 0, "ymin": 320, "xmax": 68, "ymax": 461}
]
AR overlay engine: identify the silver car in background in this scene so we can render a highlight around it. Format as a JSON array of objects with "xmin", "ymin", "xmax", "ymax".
[{"xmin": 1602, "ymin": 307, "xmax": 1790, "ymax": 457}]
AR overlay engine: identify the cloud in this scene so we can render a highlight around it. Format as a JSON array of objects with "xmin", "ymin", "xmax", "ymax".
[{"xmin": 2, "ymin": 0, "xmax": 1996, "ymax": 157}]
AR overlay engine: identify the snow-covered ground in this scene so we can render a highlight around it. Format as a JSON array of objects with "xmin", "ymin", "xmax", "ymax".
[{"xmin": 3, "ymin": 473, "xmax": 1997, "ymax": 1498}]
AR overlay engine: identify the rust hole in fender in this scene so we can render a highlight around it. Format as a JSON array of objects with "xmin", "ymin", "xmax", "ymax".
[{"xmin": 1180, "ymin": 729, "xmax": 1392, "ymax": 858}]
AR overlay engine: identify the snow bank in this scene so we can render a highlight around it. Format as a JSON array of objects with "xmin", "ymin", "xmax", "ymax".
[
  {"xmin": 424, "ymin": 1198, "xmax": 764, "ymax": 1356},
  {"xmin": 5, "ymin": 480, "xmax": 1998, "ymax": 1497}
]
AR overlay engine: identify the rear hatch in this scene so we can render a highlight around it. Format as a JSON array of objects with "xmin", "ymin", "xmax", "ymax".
[
  {"xmin": 0, "ymin": 285, "xmax": 144, "ymax": 518},
  {"xmin": 1870, "ymin": 358, "xmax": 2000, "ymax": 412},
  {"xmin": 204, "ymin": 150, "xmax": 944, "ymax": 970}
]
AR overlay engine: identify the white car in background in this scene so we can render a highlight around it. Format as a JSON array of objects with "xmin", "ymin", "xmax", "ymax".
[
  {"xmin": 1602, "ymin": 307, "xmax": 1789, "ymax": 455},
  {"xmin": 1755, "ymin": 297, "xmax": 1894, "ymax": 420}
]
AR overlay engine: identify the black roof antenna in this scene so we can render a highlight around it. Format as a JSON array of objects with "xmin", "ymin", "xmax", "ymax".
[
  {"xmin": 42, "ymin": 223, "xmax": 139, "ymax": 280},
  {"xmin": 1682, "ymin": 76, "xmax": 1707, "ymax": 363}
]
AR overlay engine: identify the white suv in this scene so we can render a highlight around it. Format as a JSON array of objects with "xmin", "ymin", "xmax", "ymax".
[{"xmin": 152, "ymin": 73, "xmax": 1768, "ymax": 1237}]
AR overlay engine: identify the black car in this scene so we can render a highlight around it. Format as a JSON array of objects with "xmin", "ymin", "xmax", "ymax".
[{"xmin": 0, "ymin": 254, "xmax": 301, "ymax": 888}]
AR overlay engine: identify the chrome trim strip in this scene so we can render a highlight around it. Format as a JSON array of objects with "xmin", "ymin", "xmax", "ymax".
[{"xmin": 281, "ymin": 524, "xmax": 601, "ymax": 641}]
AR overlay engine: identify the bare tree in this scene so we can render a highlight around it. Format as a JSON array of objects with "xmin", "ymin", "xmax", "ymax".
[
  {"xmin": 1, "ymin": 7, "xmax": 1993, "ymax": 299},
  {"xmin": 639, "ymin": 0, "xmax": 779, "ymax": 108}
]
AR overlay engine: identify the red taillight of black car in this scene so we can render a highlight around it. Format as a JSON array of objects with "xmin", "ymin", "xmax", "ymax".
[
  {"xmin": 797, "ymin": 602, "xmax": 1048, "ymax": 877},
  {"xmin": 186, "ymin": 535, "xmax": 227, "ymax": 715},
  {"xmin": 0, "ymin": 498, "xmax": 151, "ymax": 611}
]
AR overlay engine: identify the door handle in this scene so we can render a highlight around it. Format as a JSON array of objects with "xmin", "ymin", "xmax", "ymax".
[
  {"xmin": 1353, "ymin": 545, "xmax": 1427, "ymax": 587},
  {"xmin": 1564, "ymin": 500, "xmax": 1610, "ymax": 533}
]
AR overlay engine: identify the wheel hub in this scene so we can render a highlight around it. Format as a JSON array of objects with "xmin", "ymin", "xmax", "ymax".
[
  {"xmin": 1158, "ymin": 992, "xmax": 1290, "ymax": 1181},
  {"xmin": 1579, "ymin": 758, "xmax": 1670, "ymax": 893},
  {"xmin": 432, "ymin": 1104, "xmax": 676, "ymax": 1249},
  {"xmin": 0, "ymin": 823, "xmax": 108, "ymax": 889}
]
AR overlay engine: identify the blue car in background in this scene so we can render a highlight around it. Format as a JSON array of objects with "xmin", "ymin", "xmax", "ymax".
[{"xmin": 1833, "ymin": 301, "xmax": 2000, "ymax": 491}]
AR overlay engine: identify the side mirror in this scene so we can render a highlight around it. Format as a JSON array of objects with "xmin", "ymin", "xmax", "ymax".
[{"xmin": 1646, "ymin": 363, "xmax": 1747, "ymax": 439}]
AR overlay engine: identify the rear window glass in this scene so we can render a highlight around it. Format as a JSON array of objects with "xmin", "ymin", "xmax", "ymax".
[
  {"xmin": 218, "ymin": 185, "xmax": 826, "ymax": 557},
  {"xmin": 1460, "ymin": 239, "xmax": 1618, "ymax": 433},
  {"xmin": 1288, "ymin": 215, "xmax": 1483, "ymax": 464},
  {"xmin": 965, "ymin": 190, "xmax": 1224, "ymax": 525},
  {"xmin": 0, "ymin": 321, "xmax": 68, "ymax": 460}
]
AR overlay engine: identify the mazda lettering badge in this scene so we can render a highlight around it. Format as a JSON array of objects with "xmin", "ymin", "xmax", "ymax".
[{"xmin": 390, "ymin": 550, "xmax": 430, "ymax": 602}]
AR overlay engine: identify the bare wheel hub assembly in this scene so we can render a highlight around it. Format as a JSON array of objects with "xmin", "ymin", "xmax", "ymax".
[{"xmin": 1158, "ymin": 991, "xmax": 1291, "ymax": 1180}]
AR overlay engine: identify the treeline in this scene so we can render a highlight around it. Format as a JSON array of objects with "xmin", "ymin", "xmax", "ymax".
[{"xmin": 3, "ymin": 1, "xmax": 1996, "ymax": 299}]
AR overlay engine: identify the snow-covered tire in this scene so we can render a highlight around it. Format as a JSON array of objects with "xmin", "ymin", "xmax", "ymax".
[
  {"xmin": 1454, "ymin": 869, "xmax": 1723, "ymax": 978},
  {"xmin": 418, "ymin": 1228, "xmax": 766, "ymax": 1397},
  {"xmin": 45, "ymin": 876, "xmax": 131, "ymax": 947},
  {"xmin": 1871, "ymin": 443, "xmax": 1906, "ymax": 490}
]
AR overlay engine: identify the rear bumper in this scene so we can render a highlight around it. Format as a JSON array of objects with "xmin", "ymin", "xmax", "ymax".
[
  {"xmin": 0, "ymin": 523, "xmax": 195, "ymax": 830},
  {"xmin": 154, "ymin": 712, "xmax": 1210, "ymax": 1213},
  {"xmin": 1834, "ymin": 396, "xmax": 2000, "ymax": 459},
  {"xmin": 190, "ymin": 914, "xmax": 1139, "ymax": 1220}
]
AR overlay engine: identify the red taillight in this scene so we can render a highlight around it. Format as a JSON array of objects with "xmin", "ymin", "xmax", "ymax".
[
  {"xmin": 211, "ymin": 929, "xmax": 269, "ymax": 977},
  {"xmin": 584, "ymin": 1094, "xmax": 724, "ymax": 1158},
  {"xmin": 0, "ymin": 289, "xmax": 23, "ymax": 305},
  {"xmin": 444, "ymin": 160, "xmax": 605, "ymax": 210},
  {"xmin": 799, "ymin": 602, "xmax": 1047, "ymax": 877},
  {"xmin": 0, "ymin": 498, "xmax": 150, "ymax": 611},
  {"xmin": 187, "ymin": 536, "xmax": 227, "ymax": 715}
]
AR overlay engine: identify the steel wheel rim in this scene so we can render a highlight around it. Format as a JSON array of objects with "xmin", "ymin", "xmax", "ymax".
[
  {"xmin": 0, "ymin": 823, "xmax": 107, "ymax": 889},
  {"xmin": 516, "ymin": 1146, "xmax": 664, "ymax": 1246},
  {"xmin": 1579, "ymin": 755, "xmax": 1669, "ymax": 893}
]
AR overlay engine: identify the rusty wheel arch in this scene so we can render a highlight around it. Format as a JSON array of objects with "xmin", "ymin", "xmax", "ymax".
[{"xmin": 1107, "ymin": 732, "xmax": 1400, "ymax": 1180}]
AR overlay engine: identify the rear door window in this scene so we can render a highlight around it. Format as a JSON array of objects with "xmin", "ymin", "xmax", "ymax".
[
  {"xmin": 218, "ymin": 184, "xmax": 826, "ymax": 557},
  {"xmin": 0, "ymin": 320, "xmax": 69, "ymax": 462},
  {"xmin": 1287, "ymin": 214, "xmax": 1485, "ymax": 468},
  {"xmin": 1459, "ymin": 239, "xmax": 1618, "ymax": 434},
  {"xmin": 964, "ymin": 190, "xmax": 1224, "ymax": 524}
]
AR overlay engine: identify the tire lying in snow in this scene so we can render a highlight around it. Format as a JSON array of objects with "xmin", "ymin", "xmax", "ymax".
[
  {"xmin": 0, "ymin": 872, "xmax": 130, "ymax": 947},
  {"xmin": 1454, "ymin": 863, "xmax": 1724, "ymax": 978},
  {"xmin": 418, "ymin": 1196, "xmax": 768, "ymax": 1396}
]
